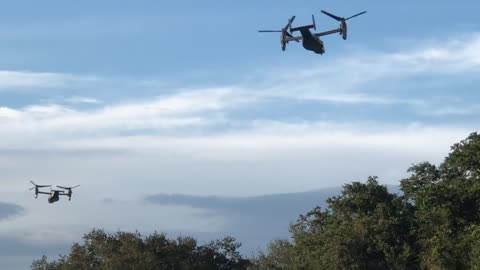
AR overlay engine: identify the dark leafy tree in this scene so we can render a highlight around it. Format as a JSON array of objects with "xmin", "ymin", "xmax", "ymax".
[
  {"xmin": 32, "ymin": 229, "xmax": 250, "ymax": 270},
  {"xmin": 400, "ymin": 132, "xmax": 480, "ymax": 269},
  {"xmin": 287, "ymin": 177, "xmax": 416, "ymax": 270},
  {"xmin": 253, "ymin": 133, "xmax": 480, "ymax": 270},
  {"xmin": 249, "ymin": 239, "xmax": 293, "ymax": 270}
]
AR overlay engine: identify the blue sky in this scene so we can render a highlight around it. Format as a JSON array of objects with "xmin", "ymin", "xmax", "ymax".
[
  {"xmin": 0, "ymin": 0, "xmax": 478, "ymax": 76},
  {"xmin": 0, "ymin": 1, "xmax": 480, "ymax": 268}
]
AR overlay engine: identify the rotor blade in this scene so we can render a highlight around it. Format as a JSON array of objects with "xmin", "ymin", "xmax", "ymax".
[
  {"xmin": 288, "ymin": 15, "xmax": 296, "ymax": 26},
  {"xmin": 345, "ymin": 11, "xmax": 367, "ymax": 21},
  {"xmin": 258, "ymin": 30, "xmax": 282, "ymax": 33},
  {"xmin": 29, "ymin": 187, "xmax": 35, "ymax": 190},
  {"xmin": 33, "ymin": 185, "xmax": 51, "ymax": 188},
  {"xmin": 30, "ymin": 180, "xmax": 50, "ymax": 188},
  {"xmin": 321, "ymin": 10, "xmax": 343, "ymax": 21},
  {"xmin": 284, "ymin": 15, "xmax": 295, "ymax": 31},
  {"xmin": 57, "ymin": 185, "xmax": 80, "ymax": 189}
]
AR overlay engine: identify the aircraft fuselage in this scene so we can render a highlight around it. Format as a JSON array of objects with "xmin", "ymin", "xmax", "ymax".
[
  {"xmin": 48, "ymin": 191, "xmax": 60, "ymax": 204},
  {"xmin": 299, "ymin": 29, "xmax": 325, "ymax": 54}
]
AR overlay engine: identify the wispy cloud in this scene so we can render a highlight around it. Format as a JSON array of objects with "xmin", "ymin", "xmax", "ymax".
[
  {"xmin": 64, "ymin": 96, "xmax": 103, "ymax": 104},
  {"xmin": 419, "ymin": 104, "xmax": 480, "ymax": 116},
  {"xmin": 0, "ymin": 88, "xmax": 249, "ymax": 145},
  {"xmin": 389, "ymin": 34, "xmax": 480, "ymax": 71},
  {"xmin": 0, "ymin": 194, "xmax": 225, "ymax": 245},
  {"xmin": 253, "ymin": 34, "xmax": 480, "ymax": 107},
  {"xmin": 38, "ymin": 96, "xmax": 104, "ymax": 107},
  {"xmin": 0, "ymin": 34, "xmax": 478, "ymax": 111},
  {"xmin": 0, "ymin": 71, "xmax": 98, "ymax": 91},
  {"xmin": 0, "ymin": 34, "xmax": 477, "ymax": 152},
  {"xmin": 0, "ymin": 202, "xmax": 23, "ymax": 221}
]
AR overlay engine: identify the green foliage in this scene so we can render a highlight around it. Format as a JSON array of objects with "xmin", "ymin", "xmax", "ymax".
[
  {"xmin": 398, "ymin": 133, "xmax": 480, "ymax": 269},
  {"xmin": 249, "ymin": 239, "xmax": 293, "ymax": 270},
  {"xmin": 286, "ymin": 177, "xmax": 416, "ymax": 270},
  {"xmin": 441, "ymin": 132, "xmax": 480, "ymax": 180},
  {"xmin": 252, "ymin": 132, "xmax": 480, "ymax": 270},
  {"xmin": 464, "ymin": 225, "xmax": 480, "ymax": 269},
  {"xmin": 32, "ymin": 230, "xmax": 250, "ymax": 270}
]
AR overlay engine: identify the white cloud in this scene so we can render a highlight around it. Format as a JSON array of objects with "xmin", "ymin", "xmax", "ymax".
[
  {"xmin": 0, "ymin": 71, "xmax": 98, "ymax": 90},
  {"xmin": 421, "ymin": 105, "xmax": 480, "ymax": 116},
  {"xmin": 252, "ymin": 34, "xmax": 480, "ymax": 106},
  {"xmin": 0, "ymin": 192, "xmax": 225, "ymax": 246},
  {"xmin": 64, "ymin": 96, "xmax": 102, "ymax": 104},
  {"xmin": 390, "ymin": 34, "xmax": 480, "ymax": 70},
  {"xmin": 0, "ymin": 34, "xmax": 478, "ymax": 108},
  {"xmin": 0, "ymin": 120, "xmax": 472, "ymax": 195},
  {"xmin": 0, "ymin": 88, "xmax": 251, "ymax": 146}
]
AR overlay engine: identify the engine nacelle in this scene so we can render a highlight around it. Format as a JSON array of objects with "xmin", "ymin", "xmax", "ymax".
[{"xmin": 341, "ymin": 21, "xmax": 348, "ymax": 40}]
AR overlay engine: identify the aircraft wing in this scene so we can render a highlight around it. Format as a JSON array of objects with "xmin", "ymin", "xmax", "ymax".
[
  {"xmin": 315, "ymin": 28, "xmax": 342, "ymax": 37},
  {"xmin": 285, "ymin": 35, "xmax": 302, "ymax": 42},
  {"xmin": 37, "ymin": 191, "xmax": 51, "ymax": 195}
]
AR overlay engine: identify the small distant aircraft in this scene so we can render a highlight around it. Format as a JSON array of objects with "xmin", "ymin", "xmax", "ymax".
[
  {"xmin": 258, "ymin": 10, "xmax": 367, "ymax": 54},
  {"xmin": 29, "ymin": 181, "xmax": 80, "ymax": 204}
]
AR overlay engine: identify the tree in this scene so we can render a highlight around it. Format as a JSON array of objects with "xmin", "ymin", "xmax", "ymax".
[
  {"xmin": 400, "ymin": 132, "xmax": 480, "ymax": 269},
  {"xmin": 254, "ymin": 133, "xmax": 480, "ymax": 269},
  {"xmin": 249, "ymin": 239, "xmax": 293, "ymax": 270},
  {"xmin": 32, "ymin": 229, "xmax": 250, "ymax": 270},
  {"xmin": 286, "ymin": 177, "xmax": 416, "ymax": 270}
]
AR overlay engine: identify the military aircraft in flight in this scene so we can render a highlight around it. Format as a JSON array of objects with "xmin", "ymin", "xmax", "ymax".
[
  {"xmin": 259, "ymin": 10, "xmax": 367, "ymax": 54},
  {"xmin": 29, "ymin": 181, "xmax": 80, "ymax": 204}
]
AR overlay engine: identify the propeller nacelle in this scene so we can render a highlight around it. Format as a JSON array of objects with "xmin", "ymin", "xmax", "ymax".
[
  {"xmin": 341, "ymin": 21, "xmax": 348, "ymax": 40},
  {"xmin": 321, "ymin": 10, "xmax": 367, "ymax": 40},
  {"xmin": 258, "ymin": 16, "xmax": 296, "ymax": 51},
  {"xmin": 57, "ymin": 185, "xmax": 80, "ymax": 201},
  {"xmin": 29, "ymin": 181, "xmax": 50, "ymax": 199}
]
